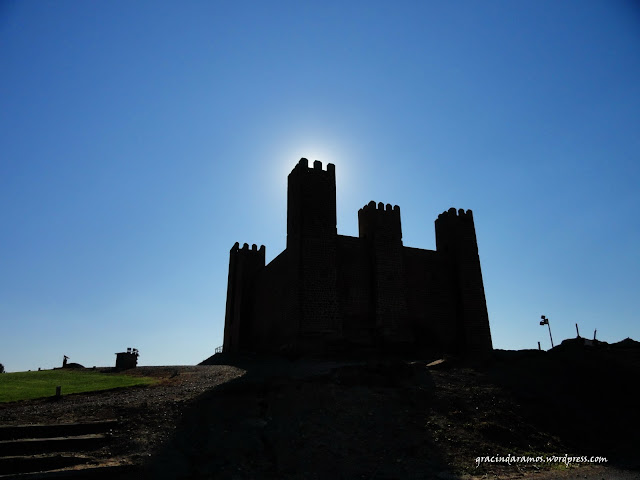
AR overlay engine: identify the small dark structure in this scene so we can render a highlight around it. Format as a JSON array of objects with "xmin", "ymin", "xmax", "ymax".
[
  {"xmin": 222, "ymin": 159, "xmax": 493, "ymax": 357},
  {"xmin": 60, "ymin": 355, "xmax": 84, "ymax": 369},
  {"xmin": 115, "ymin": 348, "xmax": 139, "ymax": 369}
]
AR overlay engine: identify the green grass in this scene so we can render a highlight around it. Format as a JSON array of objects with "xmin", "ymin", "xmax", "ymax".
[{"xmin": 0, "ymin": 369, "xmax": 157, "ymax": 403}]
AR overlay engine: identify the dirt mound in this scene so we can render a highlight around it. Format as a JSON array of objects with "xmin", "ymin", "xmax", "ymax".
[
  {"xmin": 64, "ymin": 362, "xmax": 85, "ymax": 369},
  {"xmin": 144, "ymin": 351, "xmax": 640, "ymax": 478},
  {"xmin": 612, "ymin": 337, "xmax": 640, "ymax": 349},
  {"xmin": 2, "ymin": 353, "xmax": 638, "ymax": 479}
]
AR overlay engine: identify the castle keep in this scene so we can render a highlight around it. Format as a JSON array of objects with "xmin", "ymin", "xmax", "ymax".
[{"xmin": 223, "ymin": 159, "xmax": 493, "ymax": 355}]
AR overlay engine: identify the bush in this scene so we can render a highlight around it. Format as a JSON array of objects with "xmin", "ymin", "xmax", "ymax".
[{"xmin": 0, "ymin": 364, "xmax": 4, "ymax": 374}]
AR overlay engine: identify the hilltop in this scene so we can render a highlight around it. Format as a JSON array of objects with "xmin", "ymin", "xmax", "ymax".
[{"xmin": 0, "ymin": 339, "xmax": 638, "ymax": 479}]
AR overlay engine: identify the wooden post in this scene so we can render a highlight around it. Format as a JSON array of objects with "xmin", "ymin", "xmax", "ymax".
[
  {"xmin": 540, "ymin": 315, "xmax": 554, "ymax": 348},
  {"xmin": 538, "ymin": 341, "xmax": 541, "ymax": 351},
  {"xmin": 576, "ymin": 323, "xmax": 580, "ymax": 337},
  {"xmin": 594, "ymin": 329, "xmax": 597, "ymax": 340},
  {"xmin": 55, "ymin": 386, "xmax": 61, "ymax": 398}
]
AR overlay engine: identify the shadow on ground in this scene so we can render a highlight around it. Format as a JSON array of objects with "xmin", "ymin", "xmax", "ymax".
[
  {"xmin": 142, "ymin": 354, "xmax": 448, "ymax": 479},
  {"xmin": 140, "ymin": 341, "xmax": 640, "ymax": 479}
]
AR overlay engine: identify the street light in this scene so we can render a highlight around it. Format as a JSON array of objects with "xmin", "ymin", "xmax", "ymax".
[{"xmin": 540, "ymin": 315, "xmax": 554, "ymax": 348}]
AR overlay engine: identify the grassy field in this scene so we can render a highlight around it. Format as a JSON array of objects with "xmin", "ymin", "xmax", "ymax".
[{"xmin": 0, "ymin": 369, "xmax": 157, "ymax": 403}]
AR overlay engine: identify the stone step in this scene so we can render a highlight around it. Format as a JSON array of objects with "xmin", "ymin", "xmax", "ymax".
[
  {"xmin": 0, "ymin": 463, "xmax": 138, "ymax": 479},
  {"xmin": 0, "ymin": 435, "xmax": 108, "ymax": 457},
  {"xmin": 0, "ymin": 455, "xmax": 88, "ymax": 476},
  {"xmin": 0, "ymin": 421, "xmax": 117, "ymax": 442}
]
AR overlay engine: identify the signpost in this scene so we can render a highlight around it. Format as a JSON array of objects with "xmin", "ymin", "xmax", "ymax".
[{"xmin": 540, "ymin": 315, "xmax": 554, "ymax": 348}]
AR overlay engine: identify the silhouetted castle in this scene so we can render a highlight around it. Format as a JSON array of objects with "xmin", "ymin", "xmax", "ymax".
[{"xmin": 223, "ymin": 159, "xmax": 492, "ymax": 356}]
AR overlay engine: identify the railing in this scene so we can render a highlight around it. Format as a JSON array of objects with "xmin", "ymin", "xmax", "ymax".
[{"xmin": 215, "ymin": 346, "xmax": 223, "ymax": 354}]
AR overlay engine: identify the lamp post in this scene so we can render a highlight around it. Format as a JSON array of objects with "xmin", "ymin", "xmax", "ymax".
[{"xmin": 540, "ymin": 315, "xmax": 554, "ymax": 348}]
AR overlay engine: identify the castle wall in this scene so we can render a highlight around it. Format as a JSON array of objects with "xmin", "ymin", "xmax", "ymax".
[
  {"xmin": 252, "ymin": 249, "xmax": 293, "ymax": 350},
  {"xmin": 221, "ymin": 160, "xmax": 493, "ymax": 357},
  {"xmin": 298, "ymin": 236, "xmax": 339, "ymax": 335},
  {"xmin": 336, "ymin": 235, "xmax": 374, "ymax": 346},
  {"xmin": 403, "ymin": 246, "xmax": 458, "ymax": 352}
]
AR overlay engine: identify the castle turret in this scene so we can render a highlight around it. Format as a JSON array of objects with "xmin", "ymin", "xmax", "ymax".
[
  {"xmin": 358, "ymin": 201, "xmax": 408, "ymax": 343},
  {"xmin": 358, "ymin": 201, "xmax": 402, "ymax": 242},
  {"xmin": 223, "ymin": 242, "xmax": 265, "ymax": 352},
  {"xmin": 287, "ymin": 158, "xmax": 337, "ymax": 247},
  {"xmin": 286, "ymin": 159, "xmax": 339, "ymax": 347},
  {"xmin": 435, "ymin": 208, "xmax": 493, "ymax": 354}
]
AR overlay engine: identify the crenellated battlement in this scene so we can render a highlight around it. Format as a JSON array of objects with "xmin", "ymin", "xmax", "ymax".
[
  {"xmin": 290, "ymin": 157, "xmax": 336, "ymax": 176},
  {"xmin": 230, "ymin": 242, "xmax": 266, "ymax": 259},
  {"xmin": 435, "ymin": 207, "xmax": 479, "ymax": 257},
  {"xmin": 437, "ymin": 207, "xmax": 474, "ymax": 221},
  {"xmin": 358, "ymin": 200, "xmax": 402, "ymax": 241},
  {"xmin": 359, "ymin": 200, "xmax": 401, "ymax": 214}
]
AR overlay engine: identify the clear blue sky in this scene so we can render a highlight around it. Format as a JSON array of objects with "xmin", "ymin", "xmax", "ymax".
[{"xmin": 1, "ymin": 1, "xmax": 639, "ymax": 372}]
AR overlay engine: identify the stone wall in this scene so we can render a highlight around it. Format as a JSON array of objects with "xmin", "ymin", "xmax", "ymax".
[{"xmin": 221, "ymin": 160, "xmax": 493, "ymax": 356}]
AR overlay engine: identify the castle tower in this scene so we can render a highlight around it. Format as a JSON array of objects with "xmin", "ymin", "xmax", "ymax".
[
  {"xmin": 435, "ymin": 208, "xmax": 493, "ymax": 354},
  {"xmin": 358, "ymin": 201, "xmax": 408, "ymax": 343},
  {"xmin": 286, "ymin": 158, "xmax": 340, "ymax": 346},
  {"xmin": 223, "ymin": 242, "xmax": 265, "ymax": 352},
  {"xmin": 287, "ymin": 158, "xmax": 337, "ymax": 246}
]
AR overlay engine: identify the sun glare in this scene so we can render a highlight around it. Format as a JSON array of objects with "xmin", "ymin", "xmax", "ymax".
[
  {"xmin": 268, "ymin": 142, "xmax": 339, "ymax": 190},
  {"xmin": 285, "ymin": 147, "xmax": 334, "ymax": 172},
  {"xmin": 260, "ymin": 130, "xmax": 363, "ymax": 210}
]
